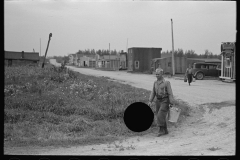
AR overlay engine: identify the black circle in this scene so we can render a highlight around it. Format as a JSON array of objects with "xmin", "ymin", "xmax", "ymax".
[{"xmin": 124, "ymin": 102, "xmax": 154, "ymax": 132}]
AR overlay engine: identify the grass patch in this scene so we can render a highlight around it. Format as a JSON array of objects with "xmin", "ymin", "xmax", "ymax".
[{"xmin": 4, "ymin": 65, "xmax": 190, "ymax": 147}]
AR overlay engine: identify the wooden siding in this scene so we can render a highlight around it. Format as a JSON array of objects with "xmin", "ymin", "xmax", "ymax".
[
  {"xmin": 5, "ymin": 51, "xmax": 39, "ymax": 61},
  {"xmin": 128, "ymin": 48, "xmax": 161, "ymax": 72},
  {"xmin": 154, "ymin": 57, "xmax": 187, "ymax": 74}
]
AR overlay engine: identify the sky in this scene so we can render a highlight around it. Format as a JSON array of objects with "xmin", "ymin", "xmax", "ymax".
[{"xmin": 4, "ymin": 0, "xmax": 236, "ymax": 57}]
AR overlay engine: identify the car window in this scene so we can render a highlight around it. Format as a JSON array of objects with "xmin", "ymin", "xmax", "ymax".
[
  {"xmin": 209, "ymin": 65, "xmax": 216, "ymax": 69},
  {"xmin": 201, "ymin": 65, "xmax": 206, "ymax": 69},
  {"xmin": 194, "ymin": 64, "xmax": 201, "ymax": 68}
]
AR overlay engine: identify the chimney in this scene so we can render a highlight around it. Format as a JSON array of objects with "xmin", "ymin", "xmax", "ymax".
[{"xmin": 22, "ymin": 51, "xmax": 24, "ymax": 59}]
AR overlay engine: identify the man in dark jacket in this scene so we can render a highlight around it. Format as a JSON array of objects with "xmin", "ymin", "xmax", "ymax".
[{"xmin": 185, "ymin": 64, "xmax": 194, "ymax": 86}]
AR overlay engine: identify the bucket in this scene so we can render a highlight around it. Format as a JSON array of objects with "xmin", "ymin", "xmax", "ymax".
[{"xmin": 168, "ymin": 107, "xmax": 181, "ymax": 123}]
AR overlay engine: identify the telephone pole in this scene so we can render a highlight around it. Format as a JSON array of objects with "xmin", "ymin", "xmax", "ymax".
[
  {"xmin": 109, "ymin": 43, "xmax": 110, "ymax": 68},
  {"xmin": 40, "ymin": 38, "xmax": 41, "ymax": 56},
  {"xmin": 171, "ymin": 19, "xmax": 175, "ymax": 75},
  {"xmin": 42, "ymin": 33, "xmax": 52, "ymax": 68},
  {"xmin": 126, "ymin": 38, "xmax": 128, "ymax": 52}
]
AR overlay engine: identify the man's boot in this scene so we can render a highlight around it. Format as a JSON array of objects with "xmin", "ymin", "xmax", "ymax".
[
  {"xmin": 163, "ymin": 126, "xmax": 168, "ymax": 134},
  {"xmin": 157, "ymin": 127, "xmax": 166, "ymax": 137}
]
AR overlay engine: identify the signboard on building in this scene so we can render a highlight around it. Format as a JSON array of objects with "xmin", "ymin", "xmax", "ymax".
[{"xmin": 221, "ymin": 42, "xmax": 235, "ymax": 52}]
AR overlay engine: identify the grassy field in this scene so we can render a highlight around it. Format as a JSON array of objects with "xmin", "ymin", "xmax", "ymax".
[{"xmin": 4, "ymin": 64, "xmax": 190, "ymax": 147}]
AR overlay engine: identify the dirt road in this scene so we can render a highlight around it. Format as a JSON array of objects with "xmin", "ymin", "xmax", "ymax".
[{"xmin": 6, "ymin": 62, "xmax": 236, "ymax": 155}]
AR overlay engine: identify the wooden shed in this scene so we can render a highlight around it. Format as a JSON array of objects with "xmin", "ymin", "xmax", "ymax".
[
  {"xmin": 219, "ymin": 42, "xmax": 236, "ymax": 81},
  {"xmin": 120, "ymin": 51, "xmax": 127, "ymax": 69},
  {"xmin": 152, "ymin": 57, "xmax": 222, "ymax": 74},
  {"xmin": 127, "ymin": 47, "xmax": 162, "ymax": 72},
  {"xmin": 96, "ymin": 55, "xmax": 120, "ymax": 70},
  {"xmin": 5, "ymin": 51, "xmax": 39, "ymax": 66},
  {"xmin": 152, "ymin": 56, "xmax": 187, "ymax": 74},
  {"xmin": 186, "ymin": 58, "xmax": 221, "ymax": 67}
]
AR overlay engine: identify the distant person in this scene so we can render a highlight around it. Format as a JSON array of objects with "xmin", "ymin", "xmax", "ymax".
[
  {"xmin": 119, "ymin": 65, "xmax": 122, "ymax": 70},
  {"xmin": 148, "ymin": 68, "xmax": 176, "ymax": 137},
  {"xmin": 185, "ymin": 64, "xmax": 194, "ymax": 86}
]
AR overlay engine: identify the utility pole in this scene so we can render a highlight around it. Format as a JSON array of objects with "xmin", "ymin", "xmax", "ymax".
[
  {"xmin": 40, "ymin": 38, "xmax": 41, "ymax": 65},
  {"xmin": 40, "ymin": 38, "xmax": 41, "ymax": 57},
  {"xmin": 171, "ymin": 19, "xmax": 175, "ymax": 75},
  {"xmin": 126, "ymin": 38, "xmax": 128, "ymax": 52},
  {"xmin": 42, "ymin": 33, "xmax": 52, "ymax": 68},
  {"xmin": 109, "ymin": 43, "xmax": 110, "ymax": 69}
]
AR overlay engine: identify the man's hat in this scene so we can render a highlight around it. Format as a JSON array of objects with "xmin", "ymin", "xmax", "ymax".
[{"xmin": 156, "ymin": 68, "xmax": 163, "ymax": 73}]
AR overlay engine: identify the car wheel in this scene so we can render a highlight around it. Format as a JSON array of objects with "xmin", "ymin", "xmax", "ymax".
[{"xmin": 196, "ymin": 72, "xmax": 204, "ymax": 80}]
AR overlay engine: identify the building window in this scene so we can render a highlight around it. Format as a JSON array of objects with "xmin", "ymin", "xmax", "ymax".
[
  {"xmin": 168, "ymin": 62, "xmax": 171, "ymax": 67},
  {"xmin": 135, "ymin": 61, "xmax": 139, "ymax": 69}
]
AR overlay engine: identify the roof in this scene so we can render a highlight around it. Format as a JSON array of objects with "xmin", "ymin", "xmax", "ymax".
[
  {"xmin": 193, "ymin": 62, "xmax": 219, "ymax": 65},
  {"xmin": 77, "ymin": 54, "xmax": 96, "ymax": 59},
  {"xmin": 187, "ymin": 58, "xmax": 221, "ymax": 62},
  {"xmin": 120, "ymin": 52, "xmax": 127, "ymax": 55},
  {"xmin": 102, "ymin": 55, "xmax": 120, "ymax": 60},
  {"xmin": 5, "ymin": 51, "xmax": 39, "ymax": 61},
  {"xmin": 129, "ymin": 47, "xmax": 162, "ymax": 50},
  {"xmin": 152, "ymin": 57, "xmax": 169, "ymax": 62},
  {"xmin": 68, "ymin": 54, "xmax": 76, "ymax": 57}
]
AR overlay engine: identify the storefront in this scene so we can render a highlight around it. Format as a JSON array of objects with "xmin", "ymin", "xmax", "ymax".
[{"xmin": 219, "ymin": 42, "xmax": 235, "ymax": 81}]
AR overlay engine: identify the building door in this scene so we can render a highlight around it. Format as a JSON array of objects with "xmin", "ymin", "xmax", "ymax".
[{"xmin": 128, "ymin": 60, "xmax": 133, "ymax": 71}]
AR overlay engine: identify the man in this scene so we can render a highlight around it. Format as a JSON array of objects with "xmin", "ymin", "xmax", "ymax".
[
  {"xmin": 148, "ymin": 68, "xmax": 175, "ymax": 137},
  {"xmin": 185, "ymin": 64, "xmax": 194, "ymax": 86}
]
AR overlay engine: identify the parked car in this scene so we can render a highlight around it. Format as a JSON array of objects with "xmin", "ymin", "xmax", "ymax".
[{"xmin": 192, "ymin": 63, "xmax": 221, "ymax": 80}]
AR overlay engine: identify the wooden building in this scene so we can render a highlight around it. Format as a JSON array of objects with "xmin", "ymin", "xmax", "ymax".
[
  {"xmin": 5, "ymin": 51, "xmax": 39, "ymax": 66},
  {"xmin": 219, "ymin": 42, "xmax": 236, "ymax": 81},
  {"xmin": 186, "ymin": 58, "xmax": 221, "ymax": 67},
  {"xmin": 96, "ymin": 55, "xmax": 120, "ymax": 70},
  {"xmin": 120, "ymin": 51, "xmax": 127, "ymax": 69},
  {"xmin": 152, "ymin": 57, "xmax": 187, "ymax": 74},
  {"xmin": 127, "ymin": 47, "xmax": 162, "ymax": 72},
  {"xmin": 152, "ymin": 57, "xmax": 222, "ymax": 74},
  {"xmin": 68, "ymin": 54, "xmax": 75, "ymax": 65},
  {"xmin": 78, "ymin": 55, "xmax": 96, "ymax": 68}
]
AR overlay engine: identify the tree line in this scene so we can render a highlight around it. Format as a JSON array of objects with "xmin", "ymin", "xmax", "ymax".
[
  {"xmin": 47, "ymin": 48, "xmax": 221, "ymax": 64},
  {"xmin": 76, "ymin": 49, "xmax": 124, "ymax": 56},
  {"xmin": 161, "ymin": 48, "xmax": 221, "ymax": 59},
  {"xmin": 48, "ymin": 49, "xmax": 125, "ymax": 63}
]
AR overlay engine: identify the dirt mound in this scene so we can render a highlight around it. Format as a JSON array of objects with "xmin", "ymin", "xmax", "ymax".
[{"xmin": 29, "ymin": 101, "xmax": 234, "ymax": 155}]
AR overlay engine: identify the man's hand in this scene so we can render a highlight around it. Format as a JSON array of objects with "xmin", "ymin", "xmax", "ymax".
[{"xmin": 148, "ymin": 102, "xmax": 152, "ymax": 107}]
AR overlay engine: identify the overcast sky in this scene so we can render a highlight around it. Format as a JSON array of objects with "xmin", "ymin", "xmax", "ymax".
[{"xmin": 4, "ymin": 0, "xmax": 236, "ymax": 57}]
